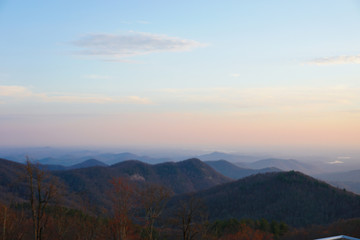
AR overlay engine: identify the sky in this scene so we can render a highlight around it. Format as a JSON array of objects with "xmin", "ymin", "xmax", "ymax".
[{"xmin": 1, "ymin": 0, "xmax": 360, "ymax": 152}]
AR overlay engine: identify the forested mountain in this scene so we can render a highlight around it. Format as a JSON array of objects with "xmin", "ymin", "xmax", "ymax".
[
  {"xmin": 168, "ymin": 171, "xmax": 360, "ymax": 227},
  {"xmin": 46, "ymin": 158, "xmax": 230, "ymax": 209},
  {"xmin": 3, "ymin": 157, "xmax": 360, "ymax": 230},
  {"xmin": 205, "ymin": 160, "xmax": 281, "ymax": 179},
  {"xmin": 54, "ymin": 158, "xmax": 231, "ymax": 195},
  {"xmin": 0, "ymin": 158, "xmax": 28, "ymax": 203},
  {"xmin": 0, "ymin": 158, "xmax": 231, "ymax": 208}
]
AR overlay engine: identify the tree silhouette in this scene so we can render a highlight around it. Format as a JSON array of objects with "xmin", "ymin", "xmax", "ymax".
[
  {"xmin": 139, "ymin": 183, "xmax": 171, "ymax": 240},
  {"xmin": 25, "ymin": 159, "xmax": 57, "ymax": 240}
]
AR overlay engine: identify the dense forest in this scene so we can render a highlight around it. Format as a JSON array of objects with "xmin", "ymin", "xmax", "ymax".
[{"xmin": 1, "ymin": 158, "xmax": 360, "ymax": 240}]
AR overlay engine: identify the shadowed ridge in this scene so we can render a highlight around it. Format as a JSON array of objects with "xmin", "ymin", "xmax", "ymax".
[{"xmin": 168, "ymin": 171, "xmax": 360, "ymax": 227}]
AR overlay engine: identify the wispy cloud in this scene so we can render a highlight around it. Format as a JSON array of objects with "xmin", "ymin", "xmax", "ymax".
[
  {"xmin": 308, "ymin": 55, "xmax": 360, "ymax": 65},
  {"xmin": 153, "ymin": 86, "xmax": 360, "ymax": 113},
  {"xmin": 72, "ymin": 31, "xmax": 207, "ymax": 61},
  {"xmin": 0, "ymin": 85, "xmax": 151, "ymax": 104},
  {"xmin": 0, "ymin": 85, "xmax": 33, "ymax": 97},
  {"xmin": 328, "ymin": 160, "xmax": 344, "ymax": 164},
  {"xmin": 41, "ymin": 95, "xmax": 150, "ymax": 104}
]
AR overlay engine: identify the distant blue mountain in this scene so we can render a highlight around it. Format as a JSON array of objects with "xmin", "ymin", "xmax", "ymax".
[
  {"xmin": 205, "ymin": 160, "xmax": 281, "ymax": 179},
  {"xmin": 238, "ymin": 158, "xmax": 319, "ymax": 175},
  {"xmin": 67, "ymin": 159, "xmax": 108, "ymax": 169},
  {"xmin": 37, "ymin": 159, "xmax": 108, "ymax": 171},
  {"xmin": 316, "ymin": 169, "xmax": 360, "ymax": 194},
  {"xmin": 34, "ymin": 152, "xmax": 172, "ymax": 166},
  {"xmin": 197, "ymin": 151, "xmax": 262, "ymax": 162}
]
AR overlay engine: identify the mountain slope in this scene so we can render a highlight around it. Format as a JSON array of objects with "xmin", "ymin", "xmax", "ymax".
[
  {"xmin": 169, "ymin": 171, "xmax": 360, "ymax": 227},
  {"xmin": 245, "ymin": 158, "xmax": 318, "ymax": 174},
  {"xmin": 37, "ymin": 159, "xmax": 108, "ymax": 171},
  {"xmin": 53, "ymin": 158, "xmax": 232, "ymax": 208},
  {"xmin": 0, "ymin": 158, "xmax": 27, "ymax": 203},
  {"xmin": 110, "ymin": 158, "xmax": 231, "ymax": 193},
  {"xmin": 205, "ymin": 160, "xmax": 281, "ymax": 179},
  {"xmin": 68, "ymin": 159, "xmax": 108, "ymax": 169}
]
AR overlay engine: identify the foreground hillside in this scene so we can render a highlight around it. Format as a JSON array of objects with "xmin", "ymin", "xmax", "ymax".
[{"xmin": 169, "ymin": 171, "xmax": 360, "ymax": 227}]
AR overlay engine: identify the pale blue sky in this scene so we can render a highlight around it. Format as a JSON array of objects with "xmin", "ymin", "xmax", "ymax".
[{"xmin": 1, "ymin": 0, "xmax": 360, "ymax": 149}]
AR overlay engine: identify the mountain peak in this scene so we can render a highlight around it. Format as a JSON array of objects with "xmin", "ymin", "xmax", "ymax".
[
  {"xmin": 170, "ymin": 170, "xmax": 360, "ymax": 227},
  {"xmin": 68, "ymin": 158, "xmax": 108, "ymax": 169}
]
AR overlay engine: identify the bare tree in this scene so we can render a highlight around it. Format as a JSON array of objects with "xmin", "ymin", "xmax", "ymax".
[
  {"xmin": 174, "ymin": 196, "xmax": 208, "ymax": 240},
  {"xmin": 25, "ymin": 159, "xmax": 57, "ymax": 240},
  {"xmin": 139, "ymin": 184, "xmax": 171, "ymax": 240},
  {"xmin": 109, "ymin": 177, "xmax": 137, "ymax": 240}
]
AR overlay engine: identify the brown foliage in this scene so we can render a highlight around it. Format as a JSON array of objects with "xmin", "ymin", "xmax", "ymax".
[
  {"xmin": 109, "ymin": 177, "xmax": 138, "ymax": 240},
  {"xmin": 0, "ymin": 203, "xmax": 28, "ymax": 240},
  {"xmin": 281, "ymin": 218, "xmax": 360, "ymax": 240},
  {"xmin": 220, "ymin": 224, "xmax": 274, "ymax": 240}
]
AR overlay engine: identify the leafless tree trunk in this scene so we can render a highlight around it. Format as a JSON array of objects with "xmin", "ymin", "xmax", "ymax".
[
  {"xmin": 139, "ymin": 184, "xmax": 171, "ymax": 240},
  {"xmin": 25, "ymin": 159, "xmax": 57, "ymax": 240},
  {"xmin": 174, "ymin": 197, "xmax": 208, "ymax": 240}
]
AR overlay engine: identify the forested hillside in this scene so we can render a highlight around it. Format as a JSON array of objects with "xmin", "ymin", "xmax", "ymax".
[{"xmin": 168, "ymin": 171, "xmax": 360, "ymax": 227}]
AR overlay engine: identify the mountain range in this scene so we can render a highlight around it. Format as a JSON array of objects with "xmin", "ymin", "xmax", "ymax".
[
  {"xmin": 35, "ymin": 152, "xmax": 172, "ymax": 166},
  {"xmin": 2, "ymin": 157, "xmax": 360, "ymax": 228},
  {"xmin": 235, "ymin": 158, "xmax": 320, "ymax": 175},
  {"xmin": 168, "ymin": 171, "xmax": 360, "ymax": 227},
  {"xmin": 205, "ymin": 160, "xmax": 281, "ymax": 179},
  {"xmin": 0, "ymin": 157, "xmax": 231, "ymax": 208},
  {"xmin": 38, "ymin": 158, "xmax": 109, "ymax": 171},
  {"xmin": 197, "ymin": 151, "xmax": 262, "ymax": 162}
]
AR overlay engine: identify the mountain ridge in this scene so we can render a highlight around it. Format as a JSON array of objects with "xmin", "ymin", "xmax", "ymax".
[
  {"xmin": 205, "ymin": 160, "xmax": 282, "ymax": 179},
  {"xmin": 168, "ymin": 171, "xmax": 360, "ymax": 227}
]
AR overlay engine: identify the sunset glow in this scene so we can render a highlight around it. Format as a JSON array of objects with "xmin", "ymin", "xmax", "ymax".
[{"xmin": 1, "ymin": 1, "xmax": 360, "ymax": 151}]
